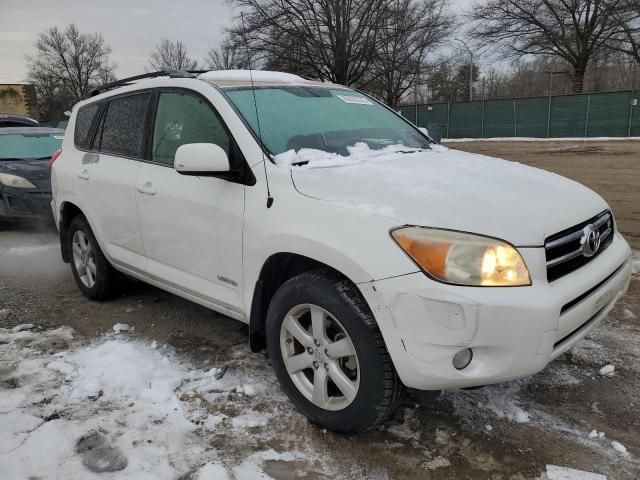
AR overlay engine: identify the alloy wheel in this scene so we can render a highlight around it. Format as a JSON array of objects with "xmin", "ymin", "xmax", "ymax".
[
  {"xmin": 72, "ymin": 230, "xmax": 97, "ymax": 288},
  {"xmin": 280, "ymin": 304, "xmax": 360, "ymax": 411}
]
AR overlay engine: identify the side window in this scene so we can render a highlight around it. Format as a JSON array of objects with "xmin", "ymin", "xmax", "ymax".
[
  {"xmin": 152, "ymin": 92, "xmax": 230, "ymax": 166},
  {"xmin": 98, "ymin": 93, "xmax": 149, "ymax": 158},
  {"xmin": 74, "ymin": 103, "xmax": 101, "ymax": 150}
]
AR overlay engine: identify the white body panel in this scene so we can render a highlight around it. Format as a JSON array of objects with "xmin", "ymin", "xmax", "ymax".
[
  {"xmin": 135, "ymin": 163, "xmax": 245, "ymax": 314},
  {"xmin": 51, "ymin": 72, "xmax": 633, "ymax": 391}
]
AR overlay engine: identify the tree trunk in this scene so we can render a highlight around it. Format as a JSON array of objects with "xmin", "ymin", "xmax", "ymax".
[{"xmin": 572, "ymin": 63, "xmax": 587, "ymax": 94}]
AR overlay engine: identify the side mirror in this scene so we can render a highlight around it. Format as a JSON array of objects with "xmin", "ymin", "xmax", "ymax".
[{"xmin": 174, "ymin": 143, "xmax": 230, "ymax": 175}]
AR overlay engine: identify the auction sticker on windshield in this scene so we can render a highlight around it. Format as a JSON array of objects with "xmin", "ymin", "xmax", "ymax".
[{"xmin": 337, "ymin": 95, "xmax": 373, "ymax": 105}]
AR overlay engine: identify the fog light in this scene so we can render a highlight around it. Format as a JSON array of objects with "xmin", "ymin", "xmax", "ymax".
[{"xmin": 452, "ymin": 348, "xmax": 473, "ymax": 370}]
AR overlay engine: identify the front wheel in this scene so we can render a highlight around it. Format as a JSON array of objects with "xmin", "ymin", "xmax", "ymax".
[{"xmin": 266, "ymin": 269, "xmax": 402, "ymax": 433}]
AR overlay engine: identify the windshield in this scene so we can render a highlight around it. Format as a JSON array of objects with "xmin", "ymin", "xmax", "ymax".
[
  {"xmin": 223, "ymin": 86, "xmax": 430, "ymax": 157},
  {"xmin": 0, "ymin": 132, "xmax": 63, "ymax": 160}
]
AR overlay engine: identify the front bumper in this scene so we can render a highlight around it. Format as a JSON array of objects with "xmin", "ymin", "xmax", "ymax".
[
  {"xmin": 359, "ymin": 232, "xmax": 632, "ymax": 390},
  {"xmin": 0, "ymin": 185, "xmax": 53, "ymax": 220}
]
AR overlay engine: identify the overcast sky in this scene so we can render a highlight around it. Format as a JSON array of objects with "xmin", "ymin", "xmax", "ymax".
[{"xmin": 0, "ymin": 0, "xmax": 472, "ymax": 83}]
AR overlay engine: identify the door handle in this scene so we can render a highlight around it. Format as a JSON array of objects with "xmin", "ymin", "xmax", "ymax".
[
  {"xmin": 137, "ymin": 182, "xmax": 156, "ymax": 195},
  {"xmin": 77, "ymin": 169, "xmax": 89, "ymax": 180}
]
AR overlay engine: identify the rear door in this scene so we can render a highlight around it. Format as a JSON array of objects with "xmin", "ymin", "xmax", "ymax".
[
  {"xmin": 135, "ymin": 89, "xmax": 245, "ymax": 315},
  {"xmin": 80, "ymin": 92, "xmax": 150, "ymax": 272}
]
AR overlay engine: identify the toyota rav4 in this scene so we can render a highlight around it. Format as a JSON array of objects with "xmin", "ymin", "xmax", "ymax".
[{"xmin": 51, "ymin": 70, "xmax": 632, "ymax": 432}]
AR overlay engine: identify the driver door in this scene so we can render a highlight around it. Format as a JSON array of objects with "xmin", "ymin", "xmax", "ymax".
[{"xmin": 135, "ymin": 89, "xmax": 245, "ymax": 315}]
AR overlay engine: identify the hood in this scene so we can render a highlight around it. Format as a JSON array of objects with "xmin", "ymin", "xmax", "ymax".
[
  {"xmin": 0, "ymin": 158, "xmax": 51, "ymax": 181},
  {"xmin": 288, "ymin": 146, "xmax": 608, "ymax": 246}
]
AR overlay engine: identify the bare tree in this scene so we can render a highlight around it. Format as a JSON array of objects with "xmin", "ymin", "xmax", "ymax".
[
  {"xmin": 366, "ymin": 0, "xmax": 454, "ymax": 106},
  {"xmin": 470, "ymin": 0, "xmax": 636, "ymax": 93},
  {"xmin": 26, "ymin": 24, "xmax": 116, "ymax": 109},
  {"xmin": 205, "ymin": 39, "xmax": 251, "ymax": 70},
  {"xmin": 148, "ymin": 38, "xmax": 199, "ymax": 71},
  {"xmin": 228, "ymin": 0, "xmax": 394, "ymax": 86},
  {"xmin": 608, "ymin": 2, "xmax": 640, "ymax": 63}
]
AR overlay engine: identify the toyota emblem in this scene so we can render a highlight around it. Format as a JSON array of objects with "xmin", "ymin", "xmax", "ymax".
[{"xmin": 581, "ymin": 225, "xmax": 601, "ymax": 258}]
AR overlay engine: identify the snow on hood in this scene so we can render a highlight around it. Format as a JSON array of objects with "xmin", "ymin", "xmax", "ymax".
[
  {"xmin": 283, "ymin": 143, "xmax": 608, "ymax": 246},
  {"xmin": 274, "ymin": 142, "xmax": 442, "ymax": 169}
]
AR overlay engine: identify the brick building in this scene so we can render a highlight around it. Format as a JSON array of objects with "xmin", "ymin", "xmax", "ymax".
[{"xmin": 0, "ymin": 83, "xmax": 40, "ymax": 119}]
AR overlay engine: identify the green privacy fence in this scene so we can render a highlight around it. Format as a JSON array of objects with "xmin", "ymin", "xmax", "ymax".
[{"xmin": 399, "ymin": 90, "xmax": 640, "ymax": 139}]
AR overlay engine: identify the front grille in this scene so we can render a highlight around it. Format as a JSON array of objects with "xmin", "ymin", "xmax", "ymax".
[{"xmin": 545, "ymin": 210, "xmax": 614, "ymax": 282}]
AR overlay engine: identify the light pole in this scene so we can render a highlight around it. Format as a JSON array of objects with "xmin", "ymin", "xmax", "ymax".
[
  {"xmin": 544, "ymin": 70, "xmax": 569, "ymax": 137},
  {"xmin": 454, "ymin": 38, "xmax": 474, "ymax": 101}
]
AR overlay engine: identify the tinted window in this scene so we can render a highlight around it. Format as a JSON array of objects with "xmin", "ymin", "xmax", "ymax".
[
  {"xmin": 98, "ymin": 94, "xmax": 149, "ymax": 157},
  {"xmin": 74, "ymin": 103, "xmax": 101, "ymax": 149},
  {"xmin": 152, "ymin": 92, "xmax": 230, "ymax": 165}
]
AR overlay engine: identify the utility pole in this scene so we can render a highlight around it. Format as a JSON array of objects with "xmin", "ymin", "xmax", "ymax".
[
  {"xmin": 545, "ymin": 70, "xmax": 569, "ymax": 138},
  {"xmin": 454, "ymin": 38, "xmax": 474, "ymax": 101}
]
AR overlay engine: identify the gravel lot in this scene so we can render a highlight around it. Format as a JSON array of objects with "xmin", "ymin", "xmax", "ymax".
[{"xmin": 1, "ymin": 140, "xmax": 639, "ymax": 479}]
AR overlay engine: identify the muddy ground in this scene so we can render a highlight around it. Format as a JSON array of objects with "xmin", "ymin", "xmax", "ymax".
[{"xmin": 1, "ymin": 140, "xmax": 639, "ymax": 479}]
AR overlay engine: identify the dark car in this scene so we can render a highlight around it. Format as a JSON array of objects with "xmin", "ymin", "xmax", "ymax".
[
  {"xmin": 0, "ymin": 114, "xmax": 40, "ymax": 128},
  {"xmin": 0, "ymin": 127, "xmax": 63, "ymax": 222}
]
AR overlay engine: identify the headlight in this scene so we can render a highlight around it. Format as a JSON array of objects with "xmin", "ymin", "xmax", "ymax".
[
  {"xmin": 0, "ymin": 173, "xmax": 36, "ymax": 189},
  {"xmin": 391, "ymin": 227, "xmax": 531, "ymax": 286}
]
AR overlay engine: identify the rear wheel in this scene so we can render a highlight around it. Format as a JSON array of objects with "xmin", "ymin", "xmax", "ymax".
[
  {"xmin": 68, "ymin": 215, "xmax": 120, "ymax": 301},
  {"xmin": 266, "ymin": 269, "xmax": 402, "ymax": 432}
]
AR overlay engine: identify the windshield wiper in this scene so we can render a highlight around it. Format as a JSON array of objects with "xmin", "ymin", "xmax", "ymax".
[{"xmin": 396, "ymin": 148, "xmax": 430, "ymax": 154}]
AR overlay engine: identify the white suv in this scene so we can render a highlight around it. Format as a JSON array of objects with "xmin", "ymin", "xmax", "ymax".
[{"xmin": 51, "ymin": 70, "xmax": 632, "ymax": 432}]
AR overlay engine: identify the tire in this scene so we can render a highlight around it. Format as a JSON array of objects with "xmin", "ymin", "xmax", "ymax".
[
  {"xmin": 266, "ymin": 269, "xmax": 402, "ymax": 433},
  {"xmin": 68, "ymin": 215, "xmax": 120, "ymax": 301}
]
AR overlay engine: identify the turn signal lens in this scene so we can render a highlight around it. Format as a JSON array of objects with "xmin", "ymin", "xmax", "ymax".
[{"xmin": 391, "ymin": 227, "xmax": 531, "ymax": 286}]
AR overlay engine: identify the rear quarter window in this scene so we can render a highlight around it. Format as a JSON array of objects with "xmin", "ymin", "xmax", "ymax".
[
  {"xmin": 97, "ymin": 94, "xmax": 150, "ymax": 158},
  {"xmin": 74, "ymin": 103, "xmax": 101, "ymax": 150}
]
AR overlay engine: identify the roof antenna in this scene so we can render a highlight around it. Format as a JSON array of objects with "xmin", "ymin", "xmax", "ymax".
[{"xmin": 241, "ymin": 12, "xmax": 273, "ymax": 208}]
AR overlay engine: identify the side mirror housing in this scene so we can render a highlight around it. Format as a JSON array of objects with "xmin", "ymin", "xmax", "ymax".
[{"xmin": 174, "ymin": 143, "xmax": 230, "ymax": 175}]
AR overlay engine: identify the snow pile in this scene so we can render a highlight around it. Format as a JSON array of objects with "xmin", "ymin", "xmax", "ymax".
[
  {"xmin": 60, "ymin": 340, "xmax": 187, "ymax": 408},
  {"xmin": 0, "ymin": 327, "xmax": 318, "ymax": 479},
  {"xmin": 445, "ymin": 380, "xmax": 530, "ymax": 424},
  {"xmin": 274, "ymin": 142, "xmax": 441, "ymax": 169},
  {"xmin": 194, "ymin": 461, "xmax": 233, "ymax": 480},
  {"xmin": 588, "ymin": 429, "xmax": 605, "ymax": 439},
  {"xmin": 545, "ymin": 464, "xmax": 606, "ymax": 480},
  {"xmin": 598, "ymin": 364, "xmax": 615, "ymax": 377},
  {"xmin": 611, "ymin": 440, "xmax": 628, "ymax": 455},
  {"xmin": 112, "ymin": 323, "xmax": 130, "ymax": 333}
]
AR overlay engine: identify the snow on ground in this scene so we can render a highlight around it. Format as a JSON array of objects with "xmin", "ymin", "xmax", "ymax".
[
  {"xmin": 546, "ymin": 464, "xmax": 607, "ymax": 480},
  {"xmin": 599, "ymin": 364, "xmax": 615, "ymax": 377},
  {"xmin": 1, "ymin": 308, "xmax": 637, "ymax": 478},
  {"xmin": 444, "ymin": 379, "xmax": 531, "ymax": 424},
  {"xmin": 0, "ymin": 325, "xmax": 339, "ymax": 479},
  {"xmin": 442, "ymin": 137, "xmax": 640, "ymax": 143}
]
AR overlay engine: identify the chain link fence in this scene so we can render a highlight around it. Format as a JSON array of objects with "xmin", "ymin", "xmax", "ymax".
[{"xmin": 399, "ymin": 90, "xmax": 640, "ymax": 140}]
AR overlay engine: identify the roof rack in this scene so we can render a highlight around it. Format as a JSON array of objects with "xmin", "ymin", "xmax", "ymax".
[{"xmin": 90, "ymin": 70, "xmax": 210, "ymax": 97}]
